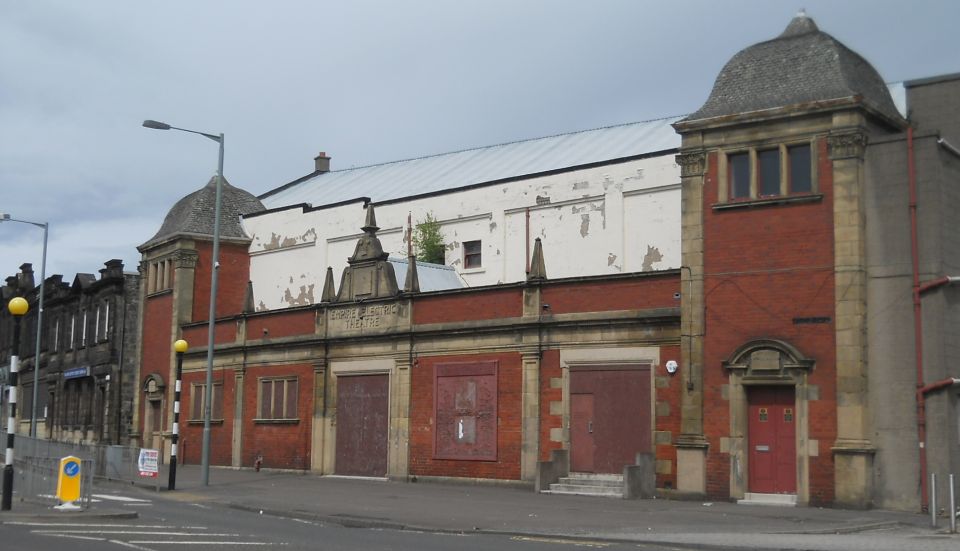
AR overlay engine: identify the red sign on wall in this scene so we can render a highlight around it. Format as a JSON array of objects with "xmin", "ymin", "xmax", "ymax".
[{"xmin": 434, "ymin": 361, "xmax": 498, "ymax": 461}]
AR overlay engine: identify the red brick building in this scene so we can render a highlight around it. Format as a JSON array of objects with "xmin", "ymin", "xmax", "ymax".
[{"xmin": 133, "ymin": 14, "xmax": 960, "ymax": 512}]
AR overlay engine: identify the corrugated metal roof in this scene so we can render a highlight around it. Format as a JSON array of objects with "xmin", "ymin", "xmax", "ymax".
[
  {"xmin": 389, "ymin": 257, "xmax": 464, "ymax": 292},
  {"xmin": 261, "ymin": 117, "xmax": 683, "ymax": 209}
]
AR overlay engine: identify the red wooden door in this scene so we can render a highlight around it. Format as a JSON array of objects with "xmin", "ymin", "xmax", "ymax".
[
  {"xmin": 570, "ymin": 394, "xmax": 595, "ymax": 472},
  {"xmin": 570, "ymin": 367, "xmax": 652, "ymax": 474},
  {"xmin": 335, "ymin": 374, "xmax": 389, "ymax": 477},
  {"xmin": 748, "ymin": 386, "xmax": 796, "ymax": 494}
]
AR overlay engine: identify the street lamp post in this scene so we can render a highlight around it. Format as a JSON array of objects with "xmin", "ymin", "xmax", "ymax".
[
  {"xmin": 0, "ymin": 214, "xmax": 48, "ymax": 438},
  {"xmin": 169, "ymin": 339, "xmax": 187, "ymax": 491},
  {"xmin": 142, "ymin": 119, "xmax": 223, "ymax": 486},
  {"xmin": 2, "ymin": 297, "xmax": 29, "ymax": 510}
]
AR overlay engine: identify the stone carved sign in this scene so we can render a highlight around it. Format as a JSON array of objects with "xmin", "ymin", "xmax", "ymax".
[{"xmin": 329, "ymin": 303, "xmax": 401, "ymax": 333}]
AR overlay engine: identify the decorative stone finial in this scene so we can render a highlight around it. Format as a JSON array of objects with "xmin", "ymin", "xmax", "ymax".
[
  {"xmin": 404, "ymin": 254, "xmax": 420, "ymax": 293},
  {"xmin": 321, "ymin": 267, "xmax": 336, "ymax": 302},
  {"xmin": 527, "ymin": 238, "xmax": 547, "ymax": 281}
]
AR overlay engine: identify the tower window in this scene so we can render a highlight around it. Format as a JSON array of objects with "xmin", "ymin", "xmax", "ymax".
[
  {"xmin": 728, "ymin": 153, "xmax": 750, "ymax": 199},
  {"xmin": 788, "ymin": 144, "xmax": 812, "ymax": 193},
  {"xmin": 721, "ymin": 140, "xmax": 817, "ymax": 203},
  {"xmin": 758, "ymin": 149, "xmax": 780, "ymax": 196}
]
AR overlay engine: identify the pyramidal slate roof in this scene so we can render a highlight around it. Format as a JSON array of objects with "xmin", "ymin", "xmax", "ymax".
[
  {"xmin": 140, "ymin": 176, "xmax": 265, "ymax": 250},
  {"xmin": 683, "ymin": 13, "xmax": 904, "ymax": 126}
]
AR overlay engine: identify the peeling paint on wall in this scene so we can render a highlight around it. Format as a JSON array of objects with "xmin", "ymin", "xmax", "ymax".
[
  {"xmin": 283, "ymin": 284, "xmax": 315, "ymax": 306},
  {"xmin": 572, "ymin": 181, "xmax": 589, "ymax": 190},
  {"xmin": 607, "ymin": 253, "xmax": 617, "ymax": 266},
  {"xmin": 536, "ymin": 195, "xmax": 550, "ymax": 205},
  {"xmin": 489, "ymin": 221, "xmax": 497, "ymax": 233},
  {"xmin": 580, "ymin": 214, "xmax": 590, "ymax": 237},
  {"xmin": 641, "ymin": 245, "xmax": 663, "ymax": 272},
  {"xmin": 263, "ymin": 228, "xmax": 318, "ymax": 251},
  {"xmin": 257, "ymin": 300, "xmax": 267, "ymax": 312}
]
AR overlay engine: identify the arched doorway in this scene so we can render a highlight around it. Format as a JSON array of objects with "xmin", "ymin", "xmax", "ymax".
[{"xmin": 722, "ymin": 339, "xmax": 814, "ymax": 504}]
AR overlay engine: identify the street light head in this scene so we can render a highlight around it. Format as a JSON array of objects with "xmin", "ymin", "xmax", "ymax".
[
  {"xmin": 143, "ymin": 119, "xmax": 171, "ymax": 130},
  {"xmin": 174, "ymin": 339, "xmax": 189, "ymax": 353},
  {"xmin": 8, "ymin": 297, "xmax": 29, "ymax": 316}
]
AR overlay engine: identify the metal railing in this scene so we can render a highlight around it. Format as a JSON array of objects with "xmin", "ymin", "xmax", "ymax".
[
  {"xmin": 15, "ymin": 456, "xmax": 94, "ymax": 508},
  {"xmin": 2, "ymin": 430, "xmax": 151, "ymax": 508}
]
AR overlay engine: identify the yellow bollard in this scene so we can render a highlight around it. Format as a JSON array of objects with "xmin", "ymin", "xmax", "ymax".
[{"xmin": 55, "ymin": 456, "xmax": 82, "ymax": 509}]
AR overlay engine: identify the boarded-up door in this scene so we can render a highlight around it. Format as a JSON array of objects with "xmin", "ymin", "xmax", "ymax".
[
  {"xmin": 570, "ymin": 366, "xmax": 651, "ymax": 474},
  {"xmin": 748, "ymin": 386, "xmax": 796, "ymax": 494},
  {"xmin": 570, "ymin": 394, "xmax": 595, "ymax": 472},
  {"xmin": 336, "ymin": 374, "xmax": 389, "ymax": 477}
]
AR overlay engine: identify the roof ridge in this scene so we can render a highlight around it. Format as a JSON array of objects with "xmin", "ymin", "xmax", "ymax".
[{"xmin": 325, "ymin": 115, "xmax": 686, "ymax": 174}]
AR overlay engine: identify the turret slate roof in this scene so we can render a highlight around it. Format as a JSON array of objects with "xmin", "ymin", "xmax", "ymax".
[
  {"xmin": 140, "ymin": 176, "xmax": 265, "ymax": 251},
  {"xmin": 683, "ymin": 13, "xmax": 904, "ymax": 127}
]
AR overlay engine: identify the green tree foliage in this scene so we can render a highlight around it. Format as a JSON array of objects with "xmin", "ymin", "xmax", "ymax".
[{"xmin": 413, "ymin": 213, "xmax": 445, "ymax": 264}]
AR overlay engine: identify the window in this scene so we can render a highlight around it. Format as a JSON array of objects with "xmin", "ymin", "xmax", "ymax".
[
  {"xmin": 258, "ymin": 377, "xmax": 298, "ymax": 420},
  {"xmin": 103, "ymin": 301, "xmax": 110, "ymax": 341},
  {"xmin": 52, "ymin": 318, "xmax": 60, "ymax": 352},
  {"xmin": 463, "ymin": 240, "xmax": 482, "ymax": 269},
  {"xmin": 69, "ymin": 315, "xmax": 76, "ymax": 350},
  {"xmin": 147, "ymin": 259, "xmax": 173, "ymax": 294},
  {"xmin": 788, "ymin": 144, "xmax": 812, "ymax": 193},
  {"xmin": 722, "ymin": 141, "xmax": 816, "ymax": 203},
  {"xmin": 729, "ymin": 153, "xmax": 750, "ymax": 199},
  {"xmin": 81, "ymin": 310, "xmax": 87, "ymax": 347},
  {"xmin": 758, "ymin": 149, "xmax": 780, "ymax": 196},
  {"xmin": 94, "ymin": 307, "xmax": 101, "ymax": 343},
  {"xmin": 190, "ymin": 383, "xmax": 224, "ymax": 421}
]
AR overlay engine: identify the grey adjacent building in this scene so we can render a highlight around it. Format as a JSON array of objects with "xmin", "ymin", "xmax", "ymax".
[{"xmin": 1, "ymin": 259, "xmax": 140, "ymax": 445}]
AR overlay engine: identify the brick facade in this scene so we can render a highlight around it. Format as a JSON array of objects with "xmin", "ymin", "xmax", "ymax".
[
  {"xmin": 410, "ymin": 352, "xmax": 523, "ymax": 480},
  {"xmin": 697, "ymin": 139, "xmax": 839, "ymax": 503}
]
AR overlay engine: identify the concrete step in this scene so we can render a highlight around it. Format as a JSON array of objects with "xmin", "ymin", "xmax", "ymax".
[
  {"xmin": 545, "ymin": 484, "xmax": 623, "ymax": 497},
  {"xmin": 558, "ymin": 476, "xmax": 622, "ymax": 488},
  {"xmin": 738, "ymin": 492, "xmax": 797, "ymax": 507}
]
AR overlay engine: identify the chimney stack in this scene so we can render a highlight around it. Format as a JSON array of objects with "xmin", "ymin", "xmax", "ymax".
[
  {"xmin": 100, "ymin": 259, "xmax": 124, "ymax": 280},
  {"xmin": 314, "ymin": 151, "xmax": 331, "ymax": 173}
]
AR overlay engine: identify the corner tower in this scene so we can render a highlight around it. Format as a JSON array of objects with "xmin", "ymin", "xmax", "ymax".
[
  {"xmin": 133, "ymin": 176, "xmax": 264, "ymax": 457},
  {"xmin": 673, "ymin": 12, "xmax": 905, "ymax": 508}
]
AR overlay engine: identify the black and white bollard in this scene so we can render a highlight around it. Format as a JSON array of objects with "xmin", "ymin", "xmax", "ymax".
[
  {"xmin": 2, "ymin": 297, "xmax": 29, "ymax": 511},
  {"xmin": 168, "ymin": 339, "xmax": 188, "ymax": 491}
]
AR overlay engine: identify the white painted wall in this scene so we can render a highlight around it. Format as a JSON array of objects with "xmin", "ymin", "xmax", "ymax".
[{"xmin": 244, "ymin": 154, "xmax": 680, "ymax": 310}]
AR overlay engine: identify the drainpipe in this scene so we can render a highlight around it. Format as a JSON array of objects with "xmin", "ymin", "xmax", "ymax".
[
  {"xmin": 908, "ymin": 126, "xmax": 931, "ymax": 509},
  {"xmin": 910, "ymin": 125, "xmax": 960, "ymax": 509},
  {"xmin": 525, "ymin": 208, "xmax": 531, "ymax": 275}
]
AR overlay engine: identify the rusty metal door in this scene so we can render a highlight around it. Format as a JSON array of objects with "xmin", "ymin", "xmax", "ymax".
[
  {"xmin": 570, "ymin": 394, "xmax": 595, "ymax": 472},
  {"xmin": 335, "ymin": 374, "xmax": 389, "ymax": 477},
  {"xmin": 748, "ymin": 386, "xmax": 796, "ymax": 494},
  {"xmin": 570, "ymin": 366, "xmax": 652, "ymax": 474}
]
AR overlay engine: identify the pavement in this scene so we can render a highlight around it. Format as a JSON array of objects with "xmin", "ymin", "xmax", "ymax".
[{"xmin": 3, "ymin": 464, "xmax": 958, "ymax": 550}]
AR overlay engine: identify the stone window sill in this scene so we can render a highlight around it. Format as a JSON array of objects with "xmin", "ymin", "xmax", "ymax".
[{"xmin": 713, "ymin": 193, "xmax": 823, "ymax": 211}]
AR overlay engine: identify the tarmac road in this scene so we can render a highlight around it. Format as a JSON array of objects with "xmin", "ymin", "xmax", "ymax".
[{"xmin": 2, "ymin": 490, "xmax": 689, "ymax": 551}]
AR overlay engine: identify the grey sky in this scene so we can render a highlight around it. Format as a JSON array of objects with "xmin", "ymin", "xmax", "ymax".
[{"xmin": 1, "ymin": 0, "xmax": 956, "ymax": 283}]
